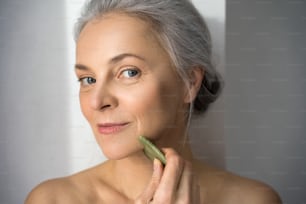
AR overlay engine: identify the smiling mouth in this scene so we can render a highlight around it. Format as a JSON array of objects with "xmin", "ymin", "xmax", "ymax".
[{"xmin": 97, "ymin": 123, "xmax": 129, "ymax": 134}]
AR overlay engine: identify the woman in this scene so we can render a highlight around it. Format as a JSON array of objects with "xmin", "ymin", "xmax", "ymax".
[{"xmin": 26, "ymin": 0, "xmax": 282, "ymax": 203}]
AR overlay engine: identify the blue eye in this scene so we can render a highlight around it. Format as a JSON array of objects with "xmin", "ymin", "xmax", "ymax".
[
  {"xmin": 79, "ymin": 77, "xmax": 96, "ymax": 86},
  {"xmin": 122, "ymin": 69, "xmax": 140, "ymax": 78}
]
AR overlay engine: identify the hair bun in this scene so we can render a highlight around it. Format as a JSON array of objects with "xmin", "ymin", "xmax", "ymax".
[{"xmin": 193, "ymin": 71, "xmax": 223, "ymax": 114}]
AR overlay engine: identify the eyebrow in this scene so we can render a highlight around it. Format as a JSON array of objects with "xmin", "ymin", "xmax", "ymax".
[
  {"xmin": 75, "ymin": 64, "xmax": 89, "ymax": 71},
  {"xmin": 110, "ymin": 53, "xmax": 146, "ymax": 64},
  {"xmin": 75, "ymin": 53, "xmax": 146, "ymax": 71}
]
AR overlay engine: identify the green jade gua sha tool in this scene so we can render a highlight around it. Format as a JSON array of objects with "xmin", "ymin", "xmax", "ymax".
[{"xmin": 138, "ymin": 136, "xmax": 167, "ymax": 165}]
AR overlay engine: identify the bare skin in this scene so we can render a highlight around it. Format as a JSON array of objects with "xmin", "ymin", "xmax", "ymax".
[
  {"xmin": 25, "ymin": 13, "xmax": 282, "ymax": 204},
  {"xmin": 25, "ymin": 150, "xmax": 281, "ymax": 204}
]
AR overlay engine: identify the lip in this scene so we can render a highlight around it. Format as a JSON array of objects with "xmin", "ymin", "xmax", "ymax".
[{"xmin": 97, "ymin": 122, "xmax": 129, "ymax": 135}]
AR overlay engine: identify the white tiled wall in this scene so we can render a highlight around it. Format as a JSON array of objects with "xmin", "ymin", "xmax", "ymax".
[{"xmin": 225, "ymin": 1, "xmax": 306, "ymax": 202}]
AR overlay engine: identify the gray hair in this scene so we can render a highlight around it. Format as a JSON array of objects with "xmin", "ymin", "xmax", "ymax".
[{"xmin": 74, "ymin": 0, "xmax": 223, "ymax": 115}]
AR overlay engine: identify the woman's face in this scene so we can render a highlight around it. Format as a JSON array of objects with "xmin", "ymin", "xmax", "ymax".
[{"xmin": 76, "ymin": 13, "xmax": 188, "ymax": 159}]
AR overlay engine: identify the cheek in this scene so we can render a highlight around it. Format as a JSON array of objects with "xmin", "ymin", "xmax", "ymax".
[
  {"xmin": 79, "ymin": 94, "xmax": 92, "ymax": 122},
  {"xmin": 118, "ymin": 82, "xmax": 159, "ymax": 115},
  {"xmin": 120, "ymin": 79, "xmax": 183, "ymax": 135}
]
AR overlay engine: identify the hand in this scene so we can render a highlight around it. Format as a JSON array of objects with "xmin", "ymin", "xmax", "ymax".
[{"xmin": 135, "ymin": 148, "xmax": 201, "ymax": 204}]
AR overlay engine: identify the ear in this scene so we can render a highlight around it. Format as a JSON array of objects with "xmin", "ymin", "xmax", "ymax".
[{"xmin": 184, "ymin": 67, "xmax": 204, "ymax": 103}]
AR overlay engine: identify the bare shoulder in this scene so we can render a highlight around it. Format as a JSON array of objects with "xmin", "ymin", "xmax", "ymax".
[
  {"xmin": 193, "ymin": 161, "xmax": 282, "ymax": 204},
  {"xmin": 221, "ymin": 172, "xmax": 282, "ymax": 204},
  {"xmin": 25, "ymin": 163, "xmax": 121, "ymax": 204},
  {"xmin": 25, "ymin": 177, "xmax": 79, "ymax": 204}
]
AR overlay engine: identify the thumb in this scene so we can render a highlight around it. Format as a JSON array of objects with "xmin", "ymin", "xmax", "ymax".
[{"xmin": 136, "ymin": 159, "xmax": 163, "ymax": 203}]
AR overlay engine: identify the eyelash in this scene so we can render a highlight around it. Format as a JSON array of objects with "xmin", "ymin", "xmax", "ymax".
[
  {"xmin": 78, "ymin": 77, "xmax": 96, "ymax": 86},
  {"xmin": 120, "ymin": 67, "xmax": 141, "ymax": 79}
]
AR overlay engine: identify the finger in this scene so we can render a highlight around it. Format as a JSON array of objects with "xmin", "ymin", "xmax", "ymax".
[
  {"xmin": 136, "ymin": 158, "xmax": 163, "ymax": 203},
  {"xmin": 154, "ymin": 148, "xmax": 184, "ymax": 201},
  {"xmin": 176, "ymin": 161, "xmax": 193, "ymax": 202}
]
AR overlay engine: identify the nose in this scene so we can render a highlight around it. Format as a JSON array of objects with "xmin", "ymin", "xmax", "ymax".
[{"xmin": 90, "ymin": 83, "xmax": 118, "ymax": 111}]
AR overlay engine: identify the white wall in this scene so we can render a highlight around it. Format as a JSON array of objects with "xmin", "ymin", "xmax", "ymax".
[{"xmin": 0, "ymin": 1, "xmax": 70, "ymax": 204}]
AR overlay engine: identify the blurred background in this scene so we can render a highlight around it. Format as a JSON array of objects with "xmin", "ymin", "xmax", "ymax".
[{"xmin": 0, "ymin": 0, "xmax": 305, "ymax": 203}]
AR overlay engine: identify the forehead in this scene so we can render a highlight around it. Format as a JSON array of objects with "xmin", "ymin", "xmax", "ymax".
[{"xmin": 76, "ymin": 13, "xmax": 164, "ymax": 59}]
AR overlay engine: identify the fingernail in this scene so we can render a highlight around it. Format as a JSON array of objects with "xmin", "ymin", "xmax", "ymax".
[{"xmin": 153, "ymin": 158, "xmax": 158, "ymax": 171}]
